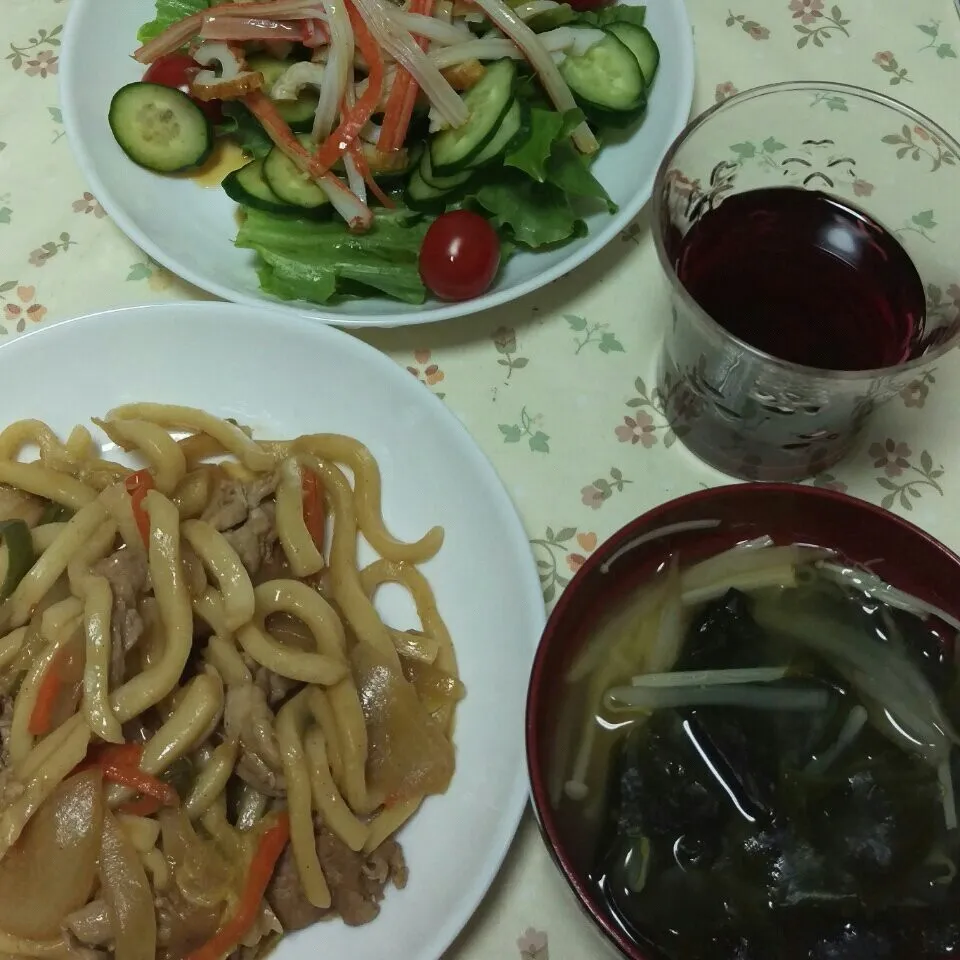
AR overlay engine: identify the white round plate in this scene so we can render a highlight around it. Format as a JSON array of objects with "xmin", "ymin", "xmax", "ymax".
[
  {"xmin": 0, "ymin": 302, "xmax": 544, "ymax": 960},
  {"xmin": 60, "ymin": 0, "xmax": 694, "ymax": 328}
]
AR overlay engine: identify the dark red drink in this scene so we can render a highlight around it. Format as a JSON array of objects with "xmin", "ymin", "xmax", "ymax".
[
  {"xmin": 657, "ymin": 186, "xmax": 930, "ymax": 481},
  {"xmin": 674, "ymin": 187, "xmax": 926, "ymax": 370}
]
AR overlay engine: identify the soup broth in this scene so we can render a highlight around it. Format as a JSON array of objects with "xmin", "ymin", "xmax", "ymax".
[{"xmin": 552, "ymin": 541, "xmax": 960, "ymax": 960}]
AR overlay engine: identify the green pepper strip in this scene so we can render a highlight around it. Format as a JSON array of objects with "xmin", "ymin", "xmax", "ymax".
[{"xmin": 0, "ymin": 519, "xmax": 35, "ymax": 602}]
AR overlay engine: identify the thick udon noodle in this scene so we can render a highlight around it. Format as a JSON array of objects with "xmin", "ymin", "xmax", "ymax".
[{"xmin": 0, "ymin": 405, "xmax": 461, "ymax": 960}]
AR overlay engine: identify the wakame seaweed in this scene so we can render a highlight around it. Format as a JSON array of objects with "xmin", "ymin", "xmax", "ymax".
[{"xmin": 583, "ymin": 587, "xmax": 960, "ymax": 960}]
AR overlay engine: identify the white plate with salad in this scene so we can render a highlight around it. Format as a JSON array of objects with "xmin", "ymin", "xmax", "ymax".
[{"xmin": 60, "ymin": 0, "xmax": 694, "ymax": 327}]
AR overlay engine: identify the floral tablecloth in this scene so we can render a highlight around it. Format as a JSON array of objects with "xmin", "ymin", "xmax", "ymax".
[{"xmin": 3, "ymin": 0, "xmax": 960, "ymax": 956}]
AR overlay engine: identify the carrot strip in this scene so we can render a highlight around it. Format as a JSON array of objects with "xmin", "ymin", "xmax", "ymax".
[
  {"xmin": 75, "ymin": 742, "xmax": 173, "ymax": 812},
  {"xmin": 124, "ymin": 469, "xmax": 155, "ymax": 546},
  {"xmin": 301, "ymin": 470, "xmax": 327, "ymax": 550},
  {"xmin": 74, "ymin": 742, "xmax": 143, "ymax": 774},
  {"xmin": 28, "ymin": 648, "xmax": 67, "ymax": 736},
  {"xmin": 98, "ymin": 743, "xmax": 144, "ymax": 765},
  {"xmin": 378, "ymin": 0, "xmax": 433, "ymax": 152},
  {"xmin": 101, "ymin": 763, "xmax": 179, "ymax": 807},
  {"xmin": 349, "ymin": 141, "xmax": 395, "ymax": 209},
  {"xmin": 309, "ymin": 3, "xmax": 385, "ymax": 174},
  {"xmin": 185, "ymin": 814, "xmax": 291, "ymax": 960}
]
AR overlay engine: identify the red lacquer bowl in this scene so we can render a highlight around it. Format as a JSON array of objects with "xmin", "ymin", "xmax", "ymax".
[{"xmin": 525, "ymin": 484, "xmax": 960, "ymax": 959}]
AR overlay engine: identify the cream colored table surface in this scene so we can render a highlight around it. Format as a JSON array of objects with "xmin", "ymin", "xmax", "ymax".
[{"xmin": 3, "ymin": 0, "xmax": 960, "ymax": 956}]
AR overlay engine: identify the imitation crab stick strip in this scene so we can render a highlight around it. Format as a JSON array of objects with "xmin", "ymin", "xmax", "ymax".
[
  {"xmin": 378, "ymin": 0, "xmax": 434, "ymax": 152},
  {"xmin": 134, "ymin": 0, "xmax": 329, "ymax": 62},
  {"xmin": 309, "ymin": 3, "xmax": 385, "ymax": 174}
]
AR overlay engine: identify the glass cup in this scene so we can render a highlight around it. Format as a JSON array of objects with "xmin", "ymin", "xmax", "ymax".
[{"xmin": 652, "ymin": 81, "xmax": 960, "ymax": 482}]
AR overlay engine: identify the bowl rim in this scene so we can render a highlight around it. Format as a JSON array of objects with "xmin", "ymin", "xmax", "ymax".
[
  {"xmin": 525, "ymin": 482, "xmax": 960, "ymax": 960},
  {"xmin": 650, "ymin": 79, "xmax": 960, "ymax": 380}
]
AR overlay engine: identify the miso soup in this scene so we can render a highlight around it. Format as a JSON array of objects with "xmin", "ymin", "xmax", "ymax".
[{"xmin": 551, "ymin": 540, "xmax": 960, "ymax": 960}]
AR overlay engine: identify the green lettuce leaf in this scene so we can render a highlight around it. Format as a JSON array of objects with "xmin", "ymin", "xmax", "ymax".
[
  {"xmin": 505, "ymin": 107, "xmax": 585, "ymax": 181},
  {"xmin": 217, "ymin": 103, "xmax": 273, "ymax": 159},
  {"xmin": 137, "ymin": 0, "xmax": 211, "ymax": 43},
  {"xmin": 236, "ymin": 208, "xmax": 429, "ymax": 304},
  {"xmin": 505, "ymin": 108, "xmax": 565, "ymax": 182},
  {"xmin": 546, "ymin": 140, "xmax": 617, "ymax": 212},
  {"xmin": 504, "ymin": 107, "xmax": 615, "ymax": 212},
  {"xmin": 578, "ymin": 4, "xmax": 646, "ymax": 28},
  {"xmin": 469, "ymin": 175, "xmax": 585, "ymax": 249}
]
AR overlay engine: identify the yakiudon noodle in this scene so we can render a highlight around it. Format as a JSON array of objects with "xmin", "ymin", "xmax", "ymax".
[{"xmin": 0, "ymin": 404, "xmax": 463, "ymax": 960}]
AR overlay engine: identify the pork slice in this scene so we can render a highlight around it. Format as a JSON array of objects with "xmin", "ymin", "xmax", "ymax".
[
  {"xmin": 267, "ymin": 827, "xmax": 408, "ymax": 932},
  {"xmin": 267, "ymin": 844, "xmax": 328, "ymax": 932},
  {"xmin": 245, "ymin": 472, "xmax": 278, "ymax": 509},
  {"xmin": 316, "ymin": 825, "xmax": 406, "ymax": 927},
  {"xmin": 254, "ymin": 667, "xmax": 299, "ymax": 707},
  {"xmin": 0, "ymin": 695, "xmax": 13, "ymax": 769},
  {"xmin": 201, "ymin": 477, "xmax": 249, "ymax": 532},
  {"xmin": 94, "ymin": 546, "xmax": 149, "ymax": 687},
  {"xmin": 94, "ymin": 546, "xmax": 149, "ymax": 605},
  {"xmin": 223, "ymin": 503, "xmax": 278, "ymax": 576}
]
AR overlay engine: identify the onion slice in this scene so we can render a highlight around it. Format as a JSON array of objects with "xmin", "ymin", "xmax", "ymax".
[
  {"xmin": 468, "ymin": 0, "xmax": 598, "ymax": 152},
  {"xmin": 99, "ymin": 810, "xmax": 156, "ymax": 960},
  {"xmin": 313, "ymin": 0, "xmax": 355, "ymax": 141},
  {"xmin": 0, "ymin": 770, "xmax": 104, "ymax": 940},
  {"xmin": 429, "ymin": 27, "xmax": 602, "ymax": 69},
  {"xmin": 394, "ymin": 11, "xmax": 472, "ymax": 44},
  {"xmin": 342, "ymin": 65, "xmax": 368, "ymax": 203}
]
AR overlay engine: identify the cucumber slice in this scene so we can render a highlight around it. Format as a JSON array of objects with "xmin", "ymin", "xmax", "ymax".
[
  {"xmin": 467, "ymin": 100, "xmax": 527, "ymax": 168},
  {"xmin": 247, "ymin": 54, "xmax": 320, "ymax": 132},
  {"xmin": 406, "ymin": 168, "xmax": 454, "ymax": 212},
  {"xmin": 262, "ymin": 140, "xmax": 332, "ymax": 212},
  {"xmin": 223, "ymin": 159, "xmax": 302, "ymax": 215},
  {"xmin": 527, "ymin": 5, "xmax": 576, "ymax": 32},
  {"xmin": 247, "ymin": 54, "xmax": 289, "ymax": 89},
  {"xmin": 109, "ymin": 82, "xmax": 212, "ymax": 173},
  {"xmin": 275, "ymin": 94, "xmax": 320, "ymax": 132},
  {"xmin": 430, "ymin": 59, "xmax": 516, "ymax": 175},
  {"xmin": 606, "ymin": 22, "xmax": 660, "ymax": 86},
  {"xmin": 558, "ymin": 32, "xmax": 645, "ymax": 112},
  {"xmin": 420, "ymin": 150, "xmax": 473, "ymax": 190}
]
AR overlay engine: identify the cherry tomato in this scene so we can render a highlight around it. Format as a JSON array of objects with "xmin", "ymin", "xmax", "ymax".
[
  {"xmin": 143, "ymin": 54, "xmax": 223, "ymax": 123},
  {"xmin": 418, "ymin": 210, "xmax": 500, "ymax": 302}
]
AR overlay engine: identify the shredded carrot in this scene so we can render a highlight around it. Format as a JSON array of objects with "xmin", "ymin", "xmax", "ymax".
[
  {"xmin": 349, "ymin": 141, "xmax": 395, "ymax": 209},
  {"xmin": 75, "ymin": 742, "xmax": 143, "ymax": 774},
  {"xmin": 185, "ymin": 814, "xmax": 291, "ymax": 960},
  {"xmin": 378, "ymin": 0, "xmax": 434, "ymax": 152},
  {"xmin": 96, "ymin": 742, "xmax": 144, "ymax": 766},
  {"xmin": 310, "ymin": 3, "xmax": 385, "ymax": 174},
  {"xmin": 301, "ymin": 470, "xmax": 327, "ymax": 550},
  {"xmin": 101, "ymin": 763, "xmax": 179, "ymax": 808},
  {"xmin": 28, "ymin": 648, "xmax": 67, "ymax": 736},
  {"xmin": 124, "ymin": 469, "xmax": 155, "ymax": 546},
  {"xmin": 74, "ymin": 742, "xmax": 173, "ymax": 812}
]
